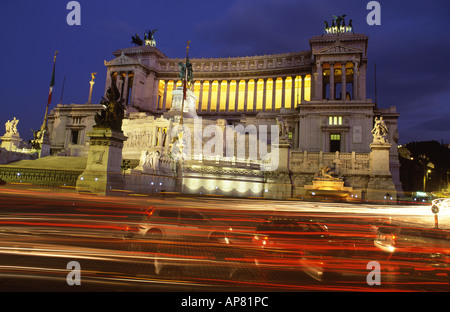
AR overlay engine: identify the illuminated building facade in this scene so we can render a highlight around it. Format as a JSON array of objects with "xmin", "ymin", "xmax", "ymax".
[{"xmin": 43, "ymin": 29, "xmax": 402, "ymax": 200}]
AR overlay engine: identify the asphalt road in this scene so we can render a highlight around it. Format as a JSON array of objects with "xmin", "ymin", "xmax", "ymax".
[{"xmin": 0, "ymin": 185, "xmax": 449, "ymax": 296}]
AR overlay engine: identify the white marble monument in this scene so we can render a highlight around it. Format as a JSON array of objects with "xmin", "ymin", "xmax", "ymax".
[{"xmin": 1, "ymin": 117, "xmax": 22, "ymax": 151}]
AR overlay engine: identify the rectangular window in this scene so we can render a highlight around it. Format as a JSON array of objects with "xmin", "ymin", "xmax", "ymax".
[
  {"xmin": 330, "ymin": 134, "xmax": 341, "ymax": 140},
  {"xmin": 329, "ymin": 116, "xmax": 343, "ymax": 125}
]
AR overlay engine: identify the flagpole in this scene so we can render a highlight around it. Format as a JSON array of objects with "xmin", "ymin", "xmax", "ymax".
[
  {"xmin": 59, "ymin": 75, "xmax": 66, "ymax": 104},
  {"xmin": 41, "ymin": 51, "xmax": 59, "ymax": 131},
  {"xmin": 180, "ymin": 41, "xmax": 191, "ymax": 126}
]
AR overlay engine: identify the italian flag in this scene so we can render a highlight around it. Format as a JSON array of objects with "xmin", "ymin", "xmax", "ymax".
[{"xmin": 47, "ymin": 59, "xmax": 56, "ymax": 105}]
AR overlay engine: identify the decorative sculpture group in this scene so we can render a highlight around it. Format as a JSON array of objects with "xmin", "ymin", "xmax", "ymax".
[
  {"xmin": 131, "ymin": 29, "xmax": 158, "ymax": 47},
  {"xmin": 4, "ymin": 117, "xmax": 19, "ymax": 136},
  {"xmin": 30, "ymin": 129, "xmax": 44, "ymax": 150},
  {"xmin": 371, "ymin": 116, "xmax": 389, "ymax": 143},
  {"xmin": 276, "ymin": 116, "xmax": 290, "ymax": 141},
  {"xmin": 324, "ymin": 15, "xmax": 353, "ymax": 34},
  {"xmin": 138, "ymin": 150, "xmax": 160, "ymax": 172},
  {"xmin": 94, "ymin": 73, "xmax": 125, "ymax": 132},
  {"xmin": 314, "ymin": 165, "xmax": 341, "ymax": 181}
]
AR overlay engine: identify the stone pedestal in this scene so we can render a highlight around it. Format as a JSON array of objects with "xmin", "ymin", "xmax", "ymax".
[
  {"xmin": 367, "ymin": 142, "xmax": 397, "ymax": 202},
  {"xmin": 304, "ymin": 178, "xmax": 354, "ymax": 198},
  {"xmin": 263, "ymin": 141, "xmax": 291, "ymax": 199},
  {"xmin": 0, "ymin": 134, "xmax": 22, "ymax": 151},
  {"xmin": 272, "ymin": 140, "xmax": 290, "ymax": 172},
  {"xmin": 76, "ymin": 128, "xmax": 127, "ymax": 196},
  {"xmin": 370, "ymin": 142, "xmax": 392, "ymax": 176},
  {"xmin": 163, "ymin": 87, "xmax": 198, "ymax": 120},
  {"xmin": 38, "ymin": 132, "xmax": 51, "ymax": 158}
]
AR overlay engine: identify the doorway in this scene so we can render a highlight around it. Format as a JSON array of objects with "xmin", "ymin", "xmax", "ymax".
[{"xmin": 330, "ymin": 134, "xmax": 341, "ymax": 152}]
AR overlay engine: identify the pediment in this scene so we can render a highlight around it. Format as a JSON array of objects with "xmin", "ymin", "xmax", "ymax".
[
  {"xmin": 104, "ymin": 52, "xmax": 141, "ymax": 67},
  {"xmin": 314, "ymin": 43, "xmax": 362, "ymax": 55}
]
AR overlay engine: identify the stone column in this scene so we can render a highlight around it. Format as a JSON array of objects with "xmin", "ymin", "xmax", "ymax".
[
  {"xmin": 235, "ymin": 80, "xmax": 240, "ymax": 111},
  {"xmin": 207, "ymin": 80, "xmax": 212, "ymax": 112},
  {"xmin": 122, "ymin": 73, "xmax": 129, "ymax": 105},
  {"xmin": 253, "ymin": 80, "xmax": 258, "ymax": 111},
  {"xmin": 359, "ymin": 61, "xmax": 367, "ymax": 100},
  {"xmin": 353, "ymin": 61, "xmax": 359, "ymax": 100},
  {"xmin": 104, "ymin": 69, "xmax": 112, "ymax": 98},
  {"xmin": 225, "ymin": 80, "xmax": 230, "ymax": 112},
  {"xmin": 162, "ymin": 80, "xmax": 168, "ymax": 111},
  {"xmin": 341, "ymin": 62, "xmax": 347, "ymax": 101},
  {"xmin": 115, "ymin": 72, "xmax": 121, "ymax": 90},
  {"xmin": 329, "ymin": 62, "xmax": 335, "ymax": 100},
  {"xmin": 281, "ymin": 77, "xmax": 286, "ymax": 108},
  {"xmin": 315, "ymin": 62, "xmax": 323, "ymax": 100},
  {"xmin": 301, "ymin": 75, "xmax": 305, "ymax": 103},
  {"xmin": 291, "ymin": 76, "xmax": 295, "ymax": 107},
  {"xmin": 198, "ymin": 80, "xmax": 204, "ymax": 111},
  {"xmin": 272, "ymin": 78, "xmax": 277, "ymax": 111},
  {"xmin": 216, "ymin": 80, "xmax": 222, "ymax": 111},
  {"xmin": 88, "ymin": 80, "xmax": 95, "ymax": 104},
  {"xmin": 243, "ymin": 79, "xmax": 248, "ymax": 111},
  {"xmin": 262, "ymin": 78, "xmax": 267, "ymax": 111}
]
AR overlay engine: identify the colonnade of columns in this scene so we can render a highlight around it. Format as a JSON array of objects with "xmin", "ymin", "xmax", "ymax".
[
  {"xmin": 157, "ymin": 75, "xmax": 311, "ymax": 113},
  {"xmin": 313, "ymin": 60, "xmax": 360, "ymax": 101}
]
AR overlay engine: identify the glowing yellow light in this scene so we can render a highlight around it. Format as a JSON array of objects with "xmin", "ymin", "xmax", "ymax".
[
  {"xmin": 256, "ymin": 79, "xmax": 264, "ymax": 111},
  {"xmin": 201, "ymin": 81, "xmax": 209, "ymax": 111},
  {"xmin": 229, "ymin": 80, "xmax": 236, "ymax": 111},
  {"xmin": 266, "ymin": 79, "xmax": 273, "ymax": 110}
]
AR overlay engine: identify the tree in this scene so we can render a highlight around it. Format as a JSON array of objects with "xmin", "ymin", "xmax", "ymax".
[{"xmin": 405, "ymin": 141, "xmax": 450, "ymax": 192}]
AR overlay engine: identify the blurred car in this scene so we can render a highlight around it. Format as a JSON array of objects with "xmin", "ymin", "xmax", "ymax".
[
  {"xmin": 249, "ymin": 216, "xmax": 332, "ymax": 281},
  {"xmin": 374, "ymin": 225, "xmax": 450, "ymax": 281},
  {"xmin": 123, "ymin": 207, "xmax": 235, "ymax": 246},
  {"xmin": 412, "ymin": 191, "xmax": 431, "ymax": 203},
  {"xmin": 152, "ymin": 242, "xmax": 261, "ymax": 285}
]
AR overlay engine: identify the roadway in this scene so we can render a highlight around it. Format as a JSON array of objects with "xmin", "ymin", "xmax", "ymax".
[{"xmin": 0, "ymin": 184, "xmax": 449, "ymax": 296}]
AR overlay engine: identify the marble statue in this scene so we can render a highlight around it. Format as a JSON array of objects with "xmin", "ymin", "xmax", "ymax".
[
  {"xmin": 4, "ymin": 117, "xmax": 19, "ymax": 136},
  {"xmin": 276, "ymin": 116, "xmax": 289, "ymax": 140},
  {"xmin": 4, "ymin": 120, "xmax": 12, "ymax": 134},
  {"xmin": 315, "ymin": 165, "xmax": 341, "ymax": 181},
  {"xmin": 371, "ymin": 116, "xmax": 389, "ymax": 143}
]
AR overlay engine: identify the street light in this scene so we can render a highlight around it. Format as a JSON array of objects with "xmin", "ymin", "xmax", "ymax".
[{"xmin": 424, "ymin": 168, "xmax": 432, "ymax": 192}]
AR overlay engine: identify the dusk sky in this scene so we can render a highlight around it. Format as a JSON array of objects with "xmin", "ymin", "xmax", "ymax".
[{"xmin": 1, "ymin": 0, "xmax": 449, "ymax": 144}]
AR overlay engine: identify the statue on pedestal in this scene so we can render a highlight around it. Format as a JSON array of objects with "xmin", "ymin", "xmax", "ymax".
[
  {"xmin": 94, "ymin": 73, "xmax": 125, "ymax": 132},
  {"xmin": 276, "ymin": 116, "xmax": 289, "ymax": 141},
  {"xmin": 371, "ymin": 116, "xmax": 389, "ymax": 143},
  {"xmin": 144, "ymin": 29, "xmax": 158, "ymax": 46},
  {"xmin": 4, "ymin": 117, "xmax": 19, "ymax": 136},
  {"xmin": 314, "ymin": 165, "xmax": 341, "ymax": 181}
]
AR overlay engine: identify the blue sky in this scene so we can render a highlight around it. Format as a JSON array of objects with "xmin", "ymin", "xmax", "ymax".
[{"xmin": 1, "ymin": 0, "xmax": 449, "ymax": 144}]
